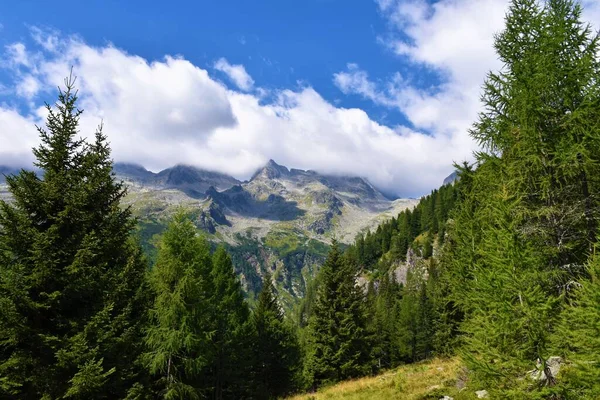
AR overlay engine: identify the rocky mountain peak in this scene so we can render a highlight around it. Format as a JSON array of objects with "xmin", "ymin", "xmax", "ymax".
[
  {"xmin": 443, "ymin": 171, "xmax": 458, "ymax": 185},
  {"xmin": 251, "ymin": 159, "xmax": 290, "ymax": 180}
]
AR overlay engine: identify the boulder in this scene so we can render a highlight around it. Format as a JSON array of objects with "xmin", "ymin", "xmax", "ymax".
[
  {"xmin": 476, "ymin": 389, "xmax": 489, "ymax": 398},
  {"xmin": 529, "ymin": 356, "xmax": 562, "ymax": 383}
]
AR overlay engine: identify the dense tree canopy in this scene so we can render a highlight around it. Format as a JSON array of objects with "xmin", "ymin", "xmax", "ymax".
[{"xmin": 2, "ymin": 1, "xmax": 600, "ymax": 398}]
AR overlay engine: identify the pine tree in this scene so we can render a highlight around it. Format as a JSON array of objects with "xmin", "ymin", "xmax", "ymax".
[
  {"xmin": 251, "ymin": 272, "xmax": 300, "ymax": 399},
  {"xmin": 143, "ymin": 212, "xmax": 212, "ymax": 399},
  {"xmin": 304, "ymin": 241, "xmax": 370, "ymax": 387},
  {"xmin": 206, "ymin": 246, "xmax": 252, "ymax": 400},
  {"xmin": 0, "ymin": 75, "xmax": 148, "ymax": 398}
]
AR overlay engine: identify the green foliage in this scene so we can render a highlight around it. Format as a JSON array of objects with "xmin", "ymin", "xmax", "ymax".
[
  {"xmin": 264, "ymin": 229, "xmax": 302, "ymax": 257},
  {"xmin": 252, "ymin": 272, "xmax": 301, "ymax": 399},
  {"xmin": 0, "ymin": 75, "xmax": 148, "ymax": 398},
  {"xmin": 443, "ymin": 0, "xmax": 600, "ymax": 396},
  {"xmin": 143, "ymin": 212, "xmax": 212, "ymax": 399},
  {"xmin": 205, "ymin": 246, "xmax": 253, "ymax": 399},
  {"xmin": 396, "ymin": 266, "xmax": 434, "ymax": 364},
  {"xmin": 346, "ymin": 182, "xmax": 458, "ymax": 270},
  {"xmin": 367, "ymin": 272, "xmax": 402, "ymax": 369},
  {"xmin": 303, "ymin": 241, "xmax": 371, "ymax": 388},
  {"xmin": 553, "ymin": 247, "xmax": 600, "ymax": 399},
  {"xmin": 459, "ymin": 188, "xmax": 561, "ymax": 396}
]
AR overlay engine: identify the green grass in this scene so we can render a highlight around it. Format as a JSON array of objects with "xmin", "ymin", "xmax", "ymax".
[
  {"xmin": 263, "ymin": 230, "xmax": 303, "ymax": 257},
  {"xmin": 287, "ymin": 358, "xmax": 480, "ymax": 400}
]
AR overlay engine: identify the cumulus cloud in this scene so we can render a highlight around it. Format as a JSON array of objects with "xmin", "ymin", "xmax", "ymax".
[
  {"xmin": 0, "ymin": 30, "xmax": 477, "ymax": 197},
  {"xmin": 214, "ymin": 58, "xmax": 255, "ymax": 91},
  {"xmin": 0, "ymin": 107, "xmax": 40, "ymax": 167},
  {"xmin": 333, "ymin": 0, "xmax": 600, "ymax": 185},
  {"xmin": 336, "ymin": 0, "xmax": 509, "ymax": 141},
  {"xmin": 342, "ymin": 0, "xmax": 600, "ymax": 138}
]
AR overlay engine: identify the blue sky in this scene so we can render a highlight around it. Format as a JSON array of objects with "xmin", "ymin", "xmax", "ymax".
[
  {"xmin": 1, "ymin": 0, "xmax": 599, "ymax": 196},
  {"xmin": 1, "ymin": 0, "xmax": 413, "ymax": 125}
]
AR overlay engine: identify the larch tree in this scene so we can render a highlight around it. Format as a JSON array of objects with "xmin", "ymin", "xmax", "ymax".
[
  {"xmin": 446, "ymin": 0, "xmax": 600, "ymax": 395},
  {"xmin": 143, "ymin": 212, "xmax": 212, "ymax": 399}
]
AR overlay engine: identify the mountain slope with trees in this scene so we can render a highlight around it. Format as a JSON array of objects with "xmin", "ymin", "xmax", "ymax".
[{"xmin": 2, "ymin": 1, "xmax": 600, "ymax": 399}]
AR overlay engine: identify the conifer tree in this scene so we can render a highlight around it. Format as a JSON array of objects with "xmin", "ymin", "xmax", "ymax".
[
  {"xmin": 472, "ymin": 0, "xmax": 600, "ymax": 277},
  {"xmin": 206, "ymin": 246, "xmax": 252, "ymax": 400},
  {"xmin": 460, "ymin": 187, "xmax": 559, "ymax": 395},
  {"xmin": 365, "ymin": 272, "xmax": 403, "ymax": 370},
  {"xmin": 304, "ymin": 241, "xmax": 370, "ymax": 387},
  {"xmin": 444, "ymin": 0, "xmax": 600, "ymax": 394},
  {"xmin": 251, "ymin": 272, "xmax": 300, "ymax": 399},
  {"xmin": 143, "ymin": 212, "xmax": 212, "ymax": 399},
  {"xmin": 0, "ymin": 75, "xmax": 148, "ymax": 398},
  {"xmin": 396, "ymin": 266, "xmax": 432, "ymax": 363},
  {"xmin": 554, "ymin": 247, "xmax": 600, "ymax": 399}
]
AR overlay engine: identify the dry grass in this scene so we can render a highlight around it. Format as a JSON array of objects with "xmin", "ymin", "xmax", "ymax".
[{"xmin": 287, "ymin": 357, "xmax": 469, "ymax": 400}]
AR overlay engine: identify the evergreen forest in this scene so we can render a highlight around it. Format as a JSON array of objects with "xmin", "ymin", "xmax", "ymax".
[{"xmin": 2, "ymin": 1, "xmax": 600, "ymax": 398}]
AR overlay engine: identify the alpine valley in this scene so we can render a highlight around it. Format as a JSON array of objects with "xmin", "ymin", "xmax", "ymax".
[{"xmin": 102, "ymin": 160, "xmax": 418, "ymax": 306}]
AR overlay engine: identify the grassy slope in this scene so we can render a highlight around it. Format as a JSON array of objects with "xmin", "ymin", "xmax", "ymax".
[{"xmin": 287, "ymin": 357, "xmax": 483, "ymax": 400}]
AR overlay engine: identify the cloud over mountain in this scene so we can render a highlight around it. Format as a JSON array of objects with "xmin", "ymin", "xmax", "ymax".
[{"xmin": 1, "ymin": 28, "xmax": 476, "ymax": 197}]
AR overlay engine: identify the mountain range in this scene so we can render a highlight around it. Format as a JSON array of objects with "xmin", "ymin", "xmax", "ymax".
[
  {"xmin": 114, "ymin": 159, "xmax": 419, "ymax": 244},
  {"xmin": 1, "ymin": 160, "xmax": 446, "ymax": 303}
]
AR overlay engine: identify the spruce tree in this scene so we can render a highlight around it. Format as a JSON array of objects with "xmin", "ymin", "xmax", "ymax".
[
  {"xmin": 369, "ymin": 272, "xmax": 401, "ymax": 370},
  {"xmin": 143, "ymin": 212, "xmax": 212, "ymax": 399},
  {"xmin": 251, "ymin": 272, "xmax": 300, "ymax": 399},
  {"xmin": 396, "ymin": 265, "xmax": 432, "ymax": 363},
  {"xmin": 304, "ymin": 241, "xmax": 370, "ymax": 388},
  {"xmin": 206, "ymin": 246, "xmax": 252, "ymax": 400},
  {"xmin": 0, "ymin": 75, "xmax": 148, "ymax": 398}
]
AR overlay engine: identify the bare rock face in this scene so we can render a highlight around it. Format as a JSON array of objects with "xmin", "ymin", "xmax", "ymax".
[
  {"xmin": 443, "ymin": 170, "xmax": 459, "ymax": 186},
  {"xmin": 197, "ymin": 211, "xmax": 217, "ymax": 234},
  {"xmin": 391, "ymin": 248, "xmax": 420, "ymax": 285}
]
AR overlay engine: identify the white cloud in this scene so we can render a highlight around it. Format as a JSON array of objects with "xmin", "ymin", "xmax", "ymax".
[
  {"xmin": 344, "ymin": 0, "xmax": 509, "ymax": 139},
  {"xmin": 581, "ymin": 1, "xmax": 600, "ymax": 30},
  {"xmin": 334, "ymin": 63, "xmax": 385, "ymax": 103},
  {"xmin": 5, "ymin": 43, "xmax": 31, "ymax": 67},
  {"xmin": 214, "ymin": 58, "xmax": 255, "ymax": 91},
  {"xmin": 0, "ymin": 107, "xmax": 40, "ymax": 167},
  {"xmin": 0, "ymin": 31, "xmax": 477, "ymax": 197},
  {"xmin": 336, "ymin": 0, "xmax": 600, "ymax": 173},
  {"xmin": 15, "ymin": 75, "xmax": 41, "ymax": 99}
]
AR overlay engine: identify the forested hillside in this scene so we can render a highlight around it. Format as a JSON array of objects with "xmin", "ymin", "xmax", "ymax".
[{"xmin": 1, "ymin": 1, "xmax": 600, "ymax": 399}]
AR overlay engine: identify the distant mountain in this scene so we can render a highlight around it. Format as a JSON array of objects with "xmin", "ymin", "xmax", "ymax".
[
  {"xmin": 118, "ymin": 159, "xmax": 418, "ymax": 301},
  {"xmin": 113, "ymin": 162, "xmax": 155, "ymax": 183},
  {"xmin": 0, "ymin": 166, "xmax": 22, "ymax": 183},
  {"xmin": 114, "ymin": 162, "xmax": 241, "ymax": 197},
  {"xmin": 443, "ymin": 171, "xmax": 459, "ymax": 185},
  {"xmin": 2, "ymin": 160, "xmax": 418, "ymax": 303}
]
